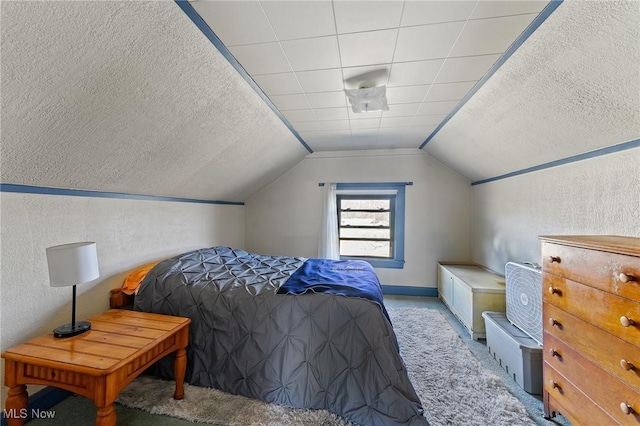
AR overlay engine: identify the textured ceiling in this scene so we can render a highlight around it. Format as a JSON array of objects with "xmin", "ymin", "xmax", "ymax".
[
  {"xmin": 425, "ymin": 0, "xmax": 640, "ymax": 182},
  {"xmin": 2, "ymin": 1, "xmax": 638, "ymax": 202},
  {"xmin": 193, "ymin": 0, "xmax": 549, "ymax": 151},
  {"xmin": 1, "ymin": 1, "xmax": 308, "ymax": 202}
]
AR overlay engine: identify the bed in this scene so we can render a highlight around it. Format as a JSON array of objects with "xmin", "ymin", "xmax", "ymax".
[{"xmin": 116, "ymin": 246, "xmax": 428, "ymax": 425}]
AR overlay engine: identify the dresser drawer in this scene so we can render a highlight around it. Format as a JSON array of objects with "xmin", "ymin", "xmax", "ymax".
[
  {"xmin": 542, "ymin": 242, "xmax": 640, "ymax": 300},
  {"xmin": 544, "ymin": 363, "xmax": 618, "ymax": 425},
  {"xmin": 544, "ymin": 333, "xmax": 640, "ymax": 424},
  {"xmin": 544, "ymin": 274, "xmax": 640, "ymax": 346},
  {"xmin": 544, "ymin": 303, "xmax": 640, "ymax": 392}
]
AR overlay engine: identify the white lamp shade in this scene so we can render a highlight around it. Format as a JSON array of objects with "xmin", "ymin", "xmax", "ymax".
[{"xmin": 46, "ymin": 242, "xmax": 100, "ymax": 287}]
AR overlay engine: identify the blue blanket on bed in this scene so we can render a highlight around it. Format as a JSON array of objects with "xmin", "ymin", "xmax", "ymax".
[{"xmin": 278, "ymin": 258, "xmax": 389, "ymax": 320}]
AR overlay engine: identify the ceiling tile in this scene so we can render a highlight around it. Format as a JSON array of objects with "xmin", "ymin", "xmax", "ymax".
[
  {"xmin": 416, "ymin": 100, "xmax": 460, "ymax": 115},
  {"xmin": 381, "ymin": 125, "xmax": 436, "ymax": 135},
  {"xmin": 333, "ymin": 1, "xmax": 404, "ymax": 34},
  {"xmin": 378, "ymin": 127, "xmax": 433, "ymax": 146},
  {"xmin": 350, "ymin": 118, "xmax": 380, "ymax": 129},
  {"xmin": 450, "ymin": 14, "xmax": 539, "ymax": 57},
  {"xmin": 192, "ymin": 2, "xmax": 275, "ymax": 47},
  {"xmin": 281, "ymin": 36, "xmax": 341, "ymax": 71},
  {"xmin": 351, "ymin": 127, "xmax": 379, "ymax": 134},
  {"xmin": 380, "ymin": 116, "xmax": 414, "ymax": 128},
  {"xmin": 321, "ymin": 120, "xmax": 351, "ymax": 131},
  {"xmin": 269, "ymin": 94, "xmax": 311, "ymax": 110},
  {"xmin": 471, "ymin": 1, "xmax": 548, "ymax": 20},
  {"xmin": 314, "ymin": 107, "xmax": 349, "ymax": 121},
  {"xmin": 435, "ymin": 54, "xmax": 501, "ymax": 83},
  {"xmin": 283, "ymin": 109, "xmax": 317, "ymax": 123},
  {"xmin": 412, "ymin": 114, "xmax": 448, "ymax": 126},
  {"xmin": 229, "ymin": 43, "xmax": 291, "ymax": 75},
  {"xmin": 296, "ymin": 68, "xmax": 344, "ymax": 93},
  {"xmin": 388, "ymin": 59, "xmax": 444, "ymax": 87},
  {"xmin": 425, "ymin": 81, "xmax": 477, "ymax": 101},
  {"xmin": 348, "ymin": 109, "xmax": 383, "ymax": 120},
  {"xmin": 412, "ymin": 125, "xmax": 438, "ymax": 135},
  {"xmin": 394, "ymin": 22, "xmax": 465, "ymax": 62},
  {"xmin": 339, "ymin": 29, "xmax": 398, "ymax": 68},
  {"xmin": 261, "ymin": 1, "xmax": 336, "ymax": 40},
  {"xmin": 382, "ymin": 103, "xmax": 420, "ymax": 117},
  {"xmin": 306, "ymin": 91, "xmax": 347, "ymax": 109},
  {"xmin": 401, "ymin": 1, "xmax": 476, "ymax": 26},
  {"xmin": 343, "ymin": 65, "xmax": 391, "ymax": 89},
  {"xmin": 301, "ymin": 131, "xmax": 353, "ymax": 150},
  {"xmin": 386, "ymin": 86, "xmax": 429, "ymax": 104},
  {"xmin": 253, "ymin": 73, "xmax": 303, "ymax": 95},
  {"xmin": 294, "ymin": 121, "xmax": 325, "ymax": 132}
]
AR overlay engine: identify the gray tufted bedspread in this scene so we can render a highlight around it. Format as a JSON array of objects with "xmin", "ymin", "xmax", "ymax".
[{"xmin": 134, "ymin": 246, "xmax": 428, "ymax": 425}]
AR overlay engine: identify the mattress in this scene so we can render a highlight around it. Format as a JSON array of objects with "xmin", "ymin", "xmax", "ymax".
[{"xmin": 134, "ymin": 246, "xmax": 427, "ymax": 425}]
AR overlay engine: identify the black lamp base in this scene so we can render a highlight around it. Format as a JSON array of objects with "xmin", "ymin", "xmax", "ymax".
[{"xmin": 53, "ymin": 321, "xmax": 91, "ymax": 338}]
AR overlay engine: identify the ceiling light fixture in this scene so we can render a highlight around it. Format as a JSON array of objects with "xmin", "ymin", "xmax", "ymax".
[{"xmin": 344, "ymin": 86, "xmax": 389, "ymax": 113}]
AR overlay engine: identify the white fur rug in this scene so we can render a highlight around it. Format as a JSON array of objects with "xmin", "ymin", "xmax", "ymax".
[{"xmin": 117, "ymin": 307, "xmax": 535, "ymax": 426}]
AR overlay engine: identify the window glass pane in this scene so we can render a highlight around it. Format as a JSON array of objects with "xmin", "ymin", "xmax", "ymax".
[
  {"xmin": 340, "ymin": 199, "xmax": 390, "ymax": 211},
  {"xmin": 340, "ymin": 240, "xmax": 391, "ymax": 258},
  {"xmin": 340, "ymin": 211, "xmax": 389, "ymax": 227},
  {"xmin": 340, "ymin": 228, "xmax": 390, "ymax": 239}
]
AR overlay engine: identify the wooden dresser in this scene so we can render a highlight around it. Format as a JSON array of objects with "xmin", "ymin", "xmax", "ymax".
[{"xmin": 540, "ymin": 235, "xmax": 640, "ymax": 425}]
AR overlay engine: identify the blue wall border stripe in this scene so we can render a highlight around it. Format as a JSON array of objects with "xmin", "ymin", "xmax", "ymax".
[
  {"xmin": 472, "ymin": 138, "xmax": 640, "ymax": 186},
  {"xmin": 381, "ymin": 285, "xmax": 438, "ymax": 297},
  {"xmin": 419, "ymin": 0, "xmax": 564, "ymax": 149},
  {"xmin": 0, "ymin": 184, "xmax": 244, "ymax": 205},
  {"xmin": 174, "ymin": 0, "xmax": 313, "ymax": 154}
]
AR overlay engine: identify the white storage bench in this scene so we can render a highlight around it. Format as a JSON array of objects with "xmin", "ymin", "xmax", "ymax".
[
  {"xmin": 437, "ymin": 263, "xmax": 506, "ymax": 340},
  {"xmin": 482, "ymin": 311, "xmax": 542, "ymax": 394}
]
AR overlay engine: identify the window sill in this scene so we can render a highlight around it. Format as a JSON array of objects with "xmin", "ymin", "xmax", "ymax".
[{"xmin": 340, "ymin": 256, "xmax": 404, "ymax": 269}]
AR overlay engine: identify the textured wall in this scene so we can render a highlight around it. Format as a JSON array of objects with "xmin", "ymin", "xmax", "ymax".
[
  {"xmin": 472, "ymin": 147, "xmax": 640, "ymax": 274},
  {"xmin": 425, "ymin": 0, "xmax": 640, "ymax": 182},
  {"xmin": 1, "ymin": 1, "xmax": 308, "ymax": 202},
  {"xmin": 0, "ymin": 192, "xmax": 243, "ymax": 405},
  {"xmin": 245, "ymin": 149, "xmax": 472, "ymax": 289}
]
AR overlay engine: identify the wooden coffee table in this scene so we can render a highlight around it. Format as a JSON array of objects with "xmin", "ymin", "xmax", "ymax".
[{"xmin": 2, "ymin": 309, "xmax": 190, "ymax": 426}]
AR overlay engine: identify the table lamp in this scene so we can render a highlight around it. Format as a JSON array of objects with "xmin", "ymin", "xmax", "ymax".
[{"xmin": 46, "ymin": 242, "xmax": 100, "ymax": 338}]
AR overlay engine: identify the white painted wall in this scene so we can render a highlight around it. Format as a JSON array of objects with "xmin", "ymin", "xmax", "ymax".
[
  {"xmin": 0, "ymin": 192, "xmax": 244, "ymax": 405},
  {"xmin": 472, "ymin": 148, "xmax": 640, "ymax": 274},
  {"xmin": 245, "ymin": 149, "xmax": 472, "ymax": 288}
]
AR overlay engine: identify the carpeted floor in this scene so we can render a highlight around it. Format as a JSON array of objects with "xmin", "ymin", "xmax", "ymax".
[{"xmin": 28, "ymin": 296, "xmax": 570, "ymax": 426}]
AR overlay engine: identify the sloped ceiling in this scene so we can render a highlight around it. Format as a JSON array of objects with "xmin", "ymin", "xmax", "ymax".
[
  {"xmin": 1, "ymin": 1, "xmax": 308, "ymax": 203},
  {"xmin": 2, "ymin": 1, "xmax": 638, "ymax": 203},
  {"xmin": 425, "ymin": 0, "xmax": 640, "ymax": 182}
]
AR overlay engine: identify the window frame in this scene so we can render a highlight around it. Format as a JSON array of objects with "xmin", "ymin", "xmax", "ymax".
[{"xmin": 335, "ymin": 182, "xmax": 406, "ymax": 269}]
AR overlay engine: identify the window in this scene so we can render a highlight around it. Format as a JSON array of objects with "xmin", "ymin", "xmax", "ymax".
[
  {"xmin": 335, "ymin": 183, "xmax": 407, "ymax": 269},
  {"xmin": 337, "ymin": 194, "xmax": 395, "ymax": 258}
]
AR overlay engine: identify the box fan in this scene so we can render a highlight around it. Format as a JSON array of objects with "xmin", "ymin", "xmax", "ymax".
[{"xmin": 505, "ymin": 261, "xmax": 543, "ymax": 345}]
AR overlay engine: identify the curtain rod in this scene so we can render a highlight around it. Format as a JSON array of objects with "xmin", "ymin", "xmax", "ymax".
[{"xmin": 318, "ymin": 182, "xmax": 413, "ymax": 187}]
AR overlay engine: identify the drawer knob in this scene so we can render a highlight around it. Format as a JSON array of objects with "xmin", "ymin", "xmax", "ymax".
[
  {"xmin": 620, "ymin": 402, "xmax": 633, "ymax": 415},
  {"xmin": 619, "ymin": 272, "xmax": 636, "ymax": 283},
  {"xmin": 549, "ymin": 256, "xmax": 561, "ymax": 263},
  {"xmin": 550, "ymin": 380, "xmax": 561, "ymax": 390},
  {"xmin": 549, "ymin": 349, "xmax": 560, "ymax": 358},
  {"xmin": 620, "ymin": 316, "xmax": 635, "ymax": 327},
  {"xmin": 548, "ymin": 286, "xmax": 561, "ymax": 295},
  {"xmin": 620, "ymin": 359, "xmax": 635, "ymax": 371},
  {"xmin": 549, "ymin": 318, "xmax": 561, "ymax": 327}
]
